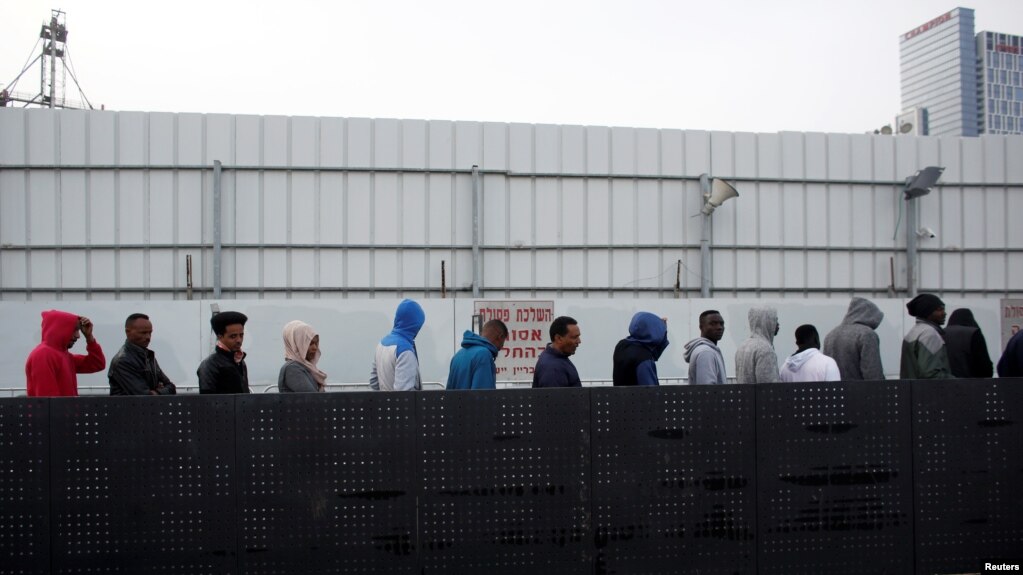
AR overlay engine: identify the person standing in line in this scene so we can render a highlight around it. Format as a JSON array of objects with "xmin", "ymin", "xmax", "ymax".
[
  {"xmin": 612, "ymin": 312, "xmax": 669, "ymax": 386},
  {"xmin": 278, "ymin": 320, "xmax": 328, "ymax": 392},
  {"xmin": 197, "ymin": 311, "xmax": 250, "ymax": 394},
  {"xmin": 734, "ymin": 306, "xmax": 780, "ymax": 384},
  {"xmin": 684, "ymin": 310, "xmax": 728, "ymax": 385},
  {"xmin": 108, "ymin": 313, "xmax": 176, "ymax": 395},
  {"xmin": 823, "ymin": 297, "xmax": 885, "ymax": 381},
  {"xmin": 26, "ymin": 310, "xmax": 106, "ymax": 397},
  {"xmin": 779, "ymin": 324, "xmax": 841, "ymax": 382},
  {"xmin": 446, "ymin": 319, "xmax": 509, "ymax": 390},
  {"xmin": 943, "ymin": 308, "xmax": 993, "ymax": 378},
  {"xmin": 900, "ymin": 294, "xmax": 952, "ymax": 380},
  {"xmin": 532, "ymin": 316, "xmax": 582, "ymax": 388},
  {"xmin": 997, "ymin": 328, "xmax": 1023, "ymax": 377},
  {"xmin": 370, "ymin": 299, "xmax": 425, "ymax": 391}
]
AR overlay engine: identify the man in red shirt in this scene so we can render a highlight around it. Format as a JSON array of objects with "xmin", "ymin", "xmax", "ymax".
[{"xmin": 25, "ymin": 310, "xmax": 106, "ymax": 397}]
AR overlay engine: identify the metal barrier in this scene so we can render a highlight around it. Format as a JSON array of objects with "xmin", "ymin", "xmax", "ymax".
[{"xmin": 1, "ymin": 379, "xmax": 1019, "ymax": 574}]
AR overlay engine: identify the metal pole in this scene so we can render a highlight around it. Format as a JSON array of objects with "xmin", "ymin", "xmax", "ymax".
[
  {"xmin": 48, "ymin": 14, "xmax": 56, "ymax": 108},
  {"xmin": 471, "ymin": 165, "xmax": 480, "ymax": 298},
  {"xmin": 699, "ymin": 174, "xmax": 712, "ymax": 298},
  {"xmin": 906, "ymin": 196, "xmax": 917, "ymax": 298},
  {"xmin": 213, "ymin": 160, "xmax": 222, "ymax": 298},
  {"xmin": 186, "ymin": 254, "xmax": 193, "ymax": 300}
]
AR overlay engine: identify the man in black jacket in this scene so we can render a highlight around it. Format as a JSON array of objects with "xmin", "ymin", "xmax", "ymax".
[
  {"xmin": 108, "ymin": 313, "xmax": 176, "ymax": 395},
  {"xmin": 197, "ymin": 311, "xmax": 250, "ymax": 394}
]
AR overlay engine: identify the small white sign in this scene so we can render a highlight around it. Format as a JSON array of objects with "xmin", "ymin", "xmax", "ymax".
[{"xmin": 473, "ymin": 301, "xmax": 555, "ymax": 382}]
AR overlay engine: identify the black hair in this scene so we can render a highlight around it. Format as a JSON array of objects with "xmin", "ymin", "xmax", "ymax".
[
  {"xmin": 699, "ymin": 310, "xmax": 722, "ymax": 326},
  {"xmin": 211, "ymin": 311, "xmax": 248, "ymax": 336},
  {"xmin": 125, "ymin": 313, "xmax": 150, "ymax": 328},
  {"xmin": 794, "ymin": 324, "xmax": 820, "ymax": 349},
  {"xmin": 549, "ymin": 316, "xmax": 578, "ymax": 341}
]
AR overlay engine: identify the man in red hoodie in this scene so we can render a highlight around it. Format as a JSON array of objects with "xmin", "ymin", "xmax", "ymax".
[{"xmin": 25, "ymin": 310, "xmax": 106, "ymax": 397}]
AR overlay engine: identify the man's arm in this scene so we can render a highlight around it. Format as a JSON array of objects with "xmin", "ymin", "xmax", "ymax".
[
  {"xmin": 393, "ymin": 351, "xmax": 421, "ymax": 391},
  {"xmin": 153, "ymin": 357, "xmax": 177, "ymax": 395},
  {"xmin": 108, "ymin": 356, "xmax": 153, "ymax": 395},
  {"xmin": 755, "ymin": 349, "xmax": 780, "ymax": 383},
  {"xmin": 860, "ymin": 334, "xmax": 885, "ymax": 381},
  {"xmin": 635, "ymin": 360, "xmax": 659, "ymax": 386},
  {"xmin": 368, "ymin": 360, "xmax": 380, "ymax": 391},
  {"xmin": 73, "ymin": 317, "xmax": 106, "ymax": 373},
  {"xmin": 469, "ymin": 355, "xmax": 496, "ymax": 390}
]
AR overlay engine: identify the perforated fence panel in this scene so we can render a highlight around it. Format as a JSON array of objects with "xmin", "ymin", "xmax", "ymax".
[
  {"xmin": 418, "ymin": 388, "xmax": 591, "ymax": 574},
  {"xmin": 756, "ymin": 381, "xmax": 914, "ymax": 574},
  {"xmin": 235, "ymin": 392, "xmax": 418, "ymax": 575},
  {"xmin": 591, "ymin": 385, "xmax": 756, "ymax": 574},
  {"xmin": 0, "ymin": 398, "xmax": 49, "ymax": 575},
  {"xmin": 48, "ymin": 395, "xmax": 237, "ymax": 574},
  {"xmin": 1, "ymin": 381, "xmax": 1022, "ymax": 574},
  {"xmin": 913, "ymin": 379, "xmax": 1023, "ymax": 575}
]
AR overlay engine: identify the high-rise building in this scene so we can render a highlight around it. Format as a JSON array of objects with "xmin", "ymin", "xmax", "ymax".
[
  {"xmin": 898, "ymin": 7, "xmax": 1023, "ymax": 137},
  {"xmin": 977, "ymin": 31, "xmax": 1023, "ymax": 134},
  {"xmin": 899, "ymin": 8, "xmax": 979, "ymax": 137}
]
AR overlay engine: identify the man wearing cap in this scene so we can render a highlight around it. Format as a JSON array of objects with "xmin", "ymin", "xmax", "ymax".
[{"xmin": 900, "ymin": 293, "xmax": 952, "ymax": 379}]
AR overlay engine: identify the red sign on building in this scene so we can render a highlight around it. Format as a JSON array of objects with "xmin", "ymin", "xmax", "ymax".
[{"xmin": 904, "ymin": 12, "xmax": 952, "ymax": 41}]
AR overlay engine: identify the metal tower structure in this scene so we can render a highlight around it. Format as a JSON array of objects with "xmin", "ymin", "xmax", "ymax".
[{"xmin": 1, "ymin": 9, "xmax": 93, "ymax": 110}]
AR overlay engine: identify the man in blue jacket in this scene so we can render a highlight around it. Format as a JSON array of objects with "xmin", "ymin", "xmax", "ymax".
[
  {"xmin": 446, "ymin": 319, "xmax": 509, "ymax": 390},
  {"xmin": 532, "ymin": 316, "xmax": 582, "ymax": 388},
  {"xmin": 612, "ymin": 312, "xmax": 669, "ymax": 386}
]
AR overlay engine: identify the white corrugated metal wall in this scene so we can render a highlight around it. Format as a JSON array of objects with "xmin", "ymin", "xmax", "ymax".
[{"xmin": 1, "ymin": 109, "xmax": 1021, "ymax": 300}]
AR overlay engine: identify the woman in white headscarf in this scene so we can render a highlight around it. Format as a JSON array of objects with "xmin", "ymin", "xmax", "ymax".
[{"xmin": 278, "ymin": 320, "xmax": 328, "ymax": 392}]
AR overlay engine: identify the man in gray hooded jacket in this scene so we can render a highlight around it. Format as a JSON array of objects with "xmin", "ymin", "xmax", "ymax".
[
  {"xmin": 684, "ymin": 310, "xmax": 727, "ymax": 385},
  {"xmin": 734, "ymin": 306, "xmax": 780, "ymax": 383},
  {"xmin": 822, "ymin": 297, "xmax": 885, "ymax": 381}
]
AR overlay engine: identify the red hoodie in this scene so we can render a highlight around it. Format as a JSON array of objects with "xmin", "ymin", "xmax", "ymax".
[{"xmin": 25, "ymin": 310, "xmax": 106, "ymax": 397}]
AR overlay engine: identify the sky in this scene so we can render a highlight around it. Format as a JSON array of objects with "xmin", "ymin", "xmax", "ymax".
[{"xmin": 2, "ymin": 0, "xmax": 1021, "ymax": 134}]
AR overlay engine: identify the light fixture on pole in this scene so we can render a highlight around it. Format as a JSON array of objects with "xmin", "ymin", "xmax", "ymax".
[
  {"xmin": 904, "ymin": 166, "xmax": 944, "ymax": 297},
  {"xmin": 699, "ymin": 174, "xmax": 740, "ymax": 298}
]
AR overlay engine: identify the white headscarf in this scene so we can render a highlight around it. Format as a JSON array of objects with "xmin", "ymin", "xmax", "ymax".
[{"xmin": 282, "ymin": 320, "xmax": 327, "ymax": 389}]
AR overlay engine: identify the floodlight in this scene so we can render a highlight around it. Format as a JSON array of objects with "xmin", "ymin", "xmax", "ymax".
[{"xmin": 904, "ymin": 166, "xmax": 944, "ymax": 199}]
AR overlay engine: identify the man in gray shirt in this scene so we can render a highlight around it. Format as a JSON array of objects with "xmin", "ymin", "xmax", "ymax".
[{"xmin": 684, "ymin": 310, "xmax": 727, "ymax": 385}]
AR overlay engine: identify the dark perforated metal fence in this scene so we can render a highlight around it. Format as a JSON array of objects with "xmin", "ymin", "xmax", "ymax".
[{"xmin": 1, "ymin": 380, "xmax": 1020, "ymax": 574}]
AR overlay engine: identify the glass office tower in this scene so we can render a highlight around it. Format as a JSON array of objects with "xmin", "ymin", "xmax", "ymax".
[
  {"xmin": 977, "ymin": 31, "xmax": 1023, "ymax": 135},
  {"xmin": 900, "ymin": 8, "xmax": 979, "ymax": 136}
]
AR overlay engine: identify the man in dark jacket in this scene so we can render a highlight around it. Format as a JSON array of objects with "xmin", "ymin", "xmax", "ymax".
[
  {"xmin": 900, "ymin": 294, "xmax": 952, "ymax": 379},
  {"xmin": 446, "ymin": 319, "xmax": 508, "ymax": 390},
  {"xmin": 612, "ymin": 312, "xmax": 668, "ymax": 386},
  {"xmin": 532, "ymin": 316, "xmax": 582, "ymax": 388},
  {"xmin": 197, "ymin": 311, "xmax": 250, "ymax": 394},
  {"xmin": 997, "ymin": 329, "xmax": 1023, "ymax": 377},
  {"xmin": 823, "ymin": 297, "xmax": 885, "ymax": 381},
  {"xmin": 944, "ymin": 308, "xmax": 993, "ymax": 378},
  {"xmin": 108, "ymin": 313, "xmax": 176, "ymax": 395}
]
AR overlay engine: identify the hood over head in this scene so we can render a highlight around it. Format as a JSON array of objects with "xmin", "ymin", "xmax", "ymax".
[
  {"xmin": 41, "ymin": 310, "xmax": 80, "ymax": 349},
  {"xmin": 392, "ymin": 299, "xmax": 426, "ymax": 340},
  {"xmin": 626, "ymin": 312, "xmax": 669, "ymax": 360},
  {"xmin": 947, "ymin": 308, "xmax": 979, "ymax": 328},
  {"xmin": 748, "ymin": 306, "xmax": 778, "ymax": 343},
  {"xmin": 460, "ymin": 330, "xmax": 499, "ymax": 357},
  {"xmin": 842, "ymin": 297, "xmax": 884, "ymax": 330}
]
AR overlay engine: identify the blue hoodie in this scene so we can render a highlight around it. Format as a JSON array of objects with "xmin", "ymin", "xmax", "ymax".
[
  {"xmin": 370, "ymin": 299, "xmax": 426, "ymax": 391},
  {"xmin": 446, "ymin": 330, "xmax": 500, "ymax": 390},
  {"xmin": 612, "ymin": 312, "xmax": 669, "ymax": 386}
]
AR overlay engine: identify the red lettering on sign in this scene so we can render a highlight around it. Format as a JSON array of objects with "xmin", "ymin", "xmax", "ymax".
[{"xmin": 904, "ymin": 12, "xmax": 952, "ymax": 41}]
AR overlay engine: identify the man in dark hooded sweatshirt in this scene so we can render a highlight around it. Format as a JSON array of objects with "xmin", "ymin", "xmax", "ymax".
[
  {"xmin": 944, "ymin": 308, "xmax": 993, "ymax": 378},
  {"xmin": 823, "ymin": 297, "xmax": 885, "ymax": 381},
  {"xmin": 998, "ymin": 329, "xmax": 1023, "ymax": 377},
  {"xmin": 612, "ymin": 312, "xmax": 669, "ymax": 386},
  {"xmin": 735, "ymin": 306, "xmax": 780, "ymax": 384},
  {"xmin": 900, "ymin": 293, "xmax": 952, "ymax": 379},
  {"xmin": 446, "ymin": 319, "xmax": 508, "ymax": 390}
]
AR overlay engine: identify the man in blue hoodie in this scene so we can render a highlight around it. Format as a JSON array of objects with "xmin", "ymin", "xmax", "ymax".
[
  {"xmin": 370, "ymin": 299, "xmax": 426, "ymax": 391},
  {"xmin": 446, "ymin": 319, "xmax": 509, "ymax": 390},
  {"xmin": 612, "ymin": 312, "xmax": 669, "ymax": 386}
]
